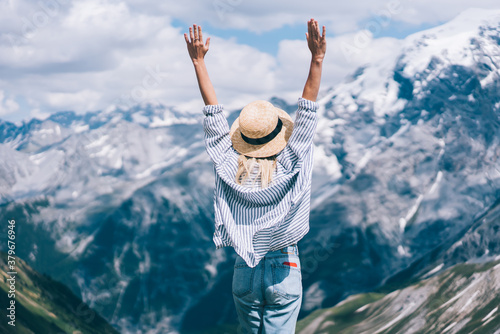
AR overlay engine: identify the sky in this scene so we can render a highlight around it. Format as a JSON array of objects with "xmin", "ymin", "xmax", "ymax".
[{"xmin": 0, "ymin": 0, "xmax": 499, "ymax": 123}]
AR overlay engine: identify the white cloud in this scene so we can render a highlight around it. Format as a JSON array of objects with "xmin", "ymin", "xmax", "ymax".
[
  {"xmin": 393, "ymin": 1, "xmax": 500, "ymax": 25},
  {"xmin": 118, "ymin": 0, "xmax": 500, "ymax": 34},
  {"xmin": 0, "ymin": 0, "xmax": 287, "ymax": 120},
  {"xmin": 0, "ymin": 90, "xmax": 20, "ymax": 117},
  {"xmin": 272, "ymin": 32, "xmax": 403, "ymax": 101},
  {"xmin": 0, "ymin": 0, "xmax": 499, "ymax": 122},
  {"xmin": 29, "ymin": 108, "xmax": 52, "ymax": 121}
]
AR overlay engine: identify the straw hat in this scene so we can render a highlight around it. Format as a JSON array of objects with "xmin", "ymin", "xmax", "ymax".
[{"xmin": 230, "ymin": 100, "xmax": 294, "ymax": 158}]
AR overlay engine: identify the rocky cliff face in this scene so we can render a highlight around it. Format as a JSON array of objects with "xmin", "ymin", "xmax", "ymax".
[{"xmin": 0, "ymin": 8, "xmax": 499, "ymax": 333}]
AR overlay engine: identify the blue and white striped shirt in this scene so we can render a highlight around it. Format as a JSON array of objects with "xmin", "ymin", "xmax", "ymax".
[{"xmin": 203, "ymin": 97, "xmax": 319, "ymax": 268}]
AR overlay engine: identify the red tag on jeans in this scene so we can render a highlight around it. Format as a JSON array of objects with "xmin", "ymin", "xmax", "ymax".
[{"xmin": 283, "ymin": 262, "xmax": 297, "ymax": 267}]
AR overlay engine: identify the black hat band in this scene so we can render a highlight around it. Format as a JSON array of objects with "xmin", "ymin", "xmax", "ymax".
[{"xmin": 240, "ymin": 118, "xmax": 283, "ymax": 146}]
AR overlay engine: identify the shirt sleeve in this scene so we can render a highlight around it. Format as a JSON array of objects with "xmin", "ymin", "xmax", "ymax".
[
  {"xmin": 278, "ymin": 97, "xmax": 319, "ymax": 171},
  {"xmin": 202, "ymin": 104, "xmax": 233, "ymax": 166}
]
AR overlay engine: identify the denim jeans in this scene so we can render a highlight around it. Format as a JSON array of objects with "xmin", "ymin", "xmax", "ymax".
[{"xmin": 232, "ymin": 244, "xmax": 302, "ymax": 334}]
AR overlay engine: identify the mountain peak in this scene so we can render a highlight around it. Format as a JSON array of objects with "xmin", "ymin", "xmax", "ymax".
[
  {"xmin": 400, "ymin": 8, "xmax": 500, "ymax": 77},
  {"xmin": 327, "ymin": 8, "xmax": 500, "ymax": 119}
]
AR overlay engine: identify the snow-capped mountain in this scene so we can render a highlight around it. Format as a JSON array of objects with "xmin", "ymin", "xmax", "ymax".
[
  {"xmin": 0, "ymin": 104, "xmax": 220, "ymax": 332},
  {"xmin": 301, "ymin": 8, "xmax": 500, "ymax": 314},
  {"xmin": 0, "ymin": 8, "xmax": 499, "ymax": 333}
]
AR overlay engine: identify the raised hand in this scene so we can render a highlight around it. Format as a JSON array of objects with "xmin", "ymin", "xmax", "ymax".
[
  {"xmin": 302, "ymin": 18, "xmax": 325, "ymax": 102},
  {"xmin": 184, "ymin": 24, "xmax": 211, "ymax": 64},
  {"xmin": 305, "ymin": 18, "xmax": 326, "ymax": 61},
  {"xmin": 184, "ymin": 24, "xmax": 218, "ymax": 105}
]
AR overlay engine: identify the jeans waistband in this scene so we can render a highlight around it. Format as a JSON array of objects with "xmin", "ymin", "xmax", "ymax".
[{"xmin": 266, "ymin": 244, "xmax": 298, "ymax": 256}]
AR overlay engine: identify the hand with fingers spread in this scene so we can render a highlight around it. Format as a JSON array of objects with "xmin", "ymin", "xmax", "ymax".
[
  {"xmin": 184, "ymin": 24, "xmax": 218, "ymax": 105},
  {"xmin": 184, "ymin": 24, "xmax": 211, "ymax": 64},
  {"xmin": 302, "ymin": 18, "xmax": 326, "ymax": 102},
  {"xmin": 305, "ymin": 18, "xmax": 326, "ymax": 61}
]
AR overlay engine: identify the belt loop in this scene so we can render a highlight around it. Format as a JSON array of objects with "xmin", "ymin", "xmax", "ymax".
[{"xmin": 280, "ymin": 244, "xmax": 298, "ymax": 255}]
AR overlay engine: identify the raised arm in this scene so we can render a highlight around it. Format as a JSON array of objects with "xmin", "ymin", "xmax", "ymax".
[
  {"xmin": 277, "ymin": 20, "xmax": 325, "ymax": 170},
  {"xmin": 184, "ymin": 24, "xmax": 218, "ymax": 105},
  {"xmin": 302, "ymin": 19, "xmax": 326, "ymax": 102}
]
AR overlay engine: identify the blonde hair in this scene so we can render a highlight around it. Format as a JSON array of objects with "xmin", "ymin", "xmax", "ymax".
[{"xmin": 235, "ymin": 154, "xmax": 277, "ymax": 188}]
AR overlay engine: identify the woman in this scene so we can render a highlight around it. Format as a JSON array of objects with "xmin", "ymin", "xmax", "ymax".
[{"xmin": 185, "ymin": 18, "xmax": 326, "ymax": 333}]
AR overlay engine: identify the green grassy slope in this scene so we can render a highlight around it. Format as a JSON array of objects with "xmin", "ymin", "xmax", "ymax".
[{"xmin": 0, "ymin": 251, "xmax": 119, "ymax": 334}]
